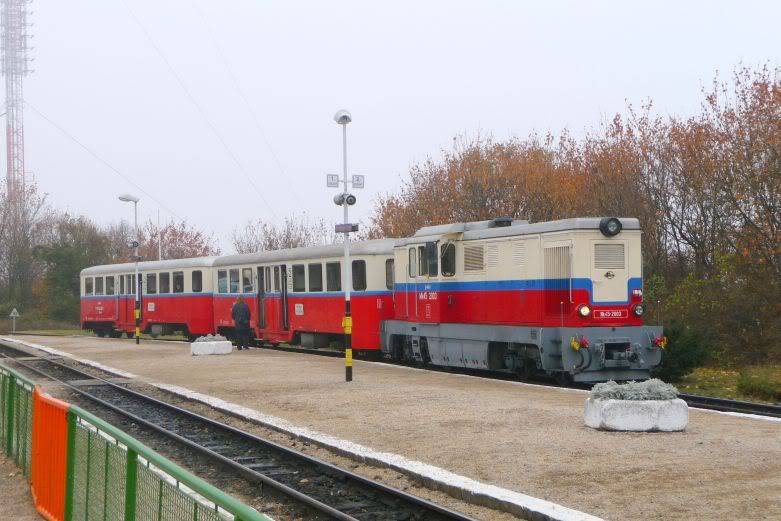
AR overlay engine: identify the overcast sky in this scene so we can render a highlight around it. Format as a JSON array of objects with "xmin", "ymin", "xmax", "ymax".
[{"xmin": 17, "ymin": 0, "xmax": 780, "ymax": 252}]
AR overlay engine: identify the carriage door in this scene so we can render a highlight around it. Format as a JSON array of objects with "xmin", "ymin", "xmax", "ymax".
[
  {"xmin": 257, "ymin": 267, "xmax": 266, "ymax": 329},
  {"xmin": 408, "ymin": 247, "xmax": 418, "ymax": 320},
  {"xmin": 543, "ymin": 242, "xmax": 572, "ymax": 320},
  {"xmin": 276, "ymin": 265, "xmax": 289, "ymax": 330}
]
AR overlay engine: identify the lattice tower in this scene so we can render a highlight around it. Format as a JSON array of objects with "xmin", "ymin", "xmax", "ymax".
[{"xmin": 1, "ymin": 0, "xmax": 32, "ymax": 203}]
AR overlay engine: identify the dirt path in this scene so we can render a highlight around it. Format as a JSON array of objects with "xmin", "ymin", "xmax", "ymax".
[{"xmin": 0, "ymin": 455, "xmax": 40, "ymax": 521}]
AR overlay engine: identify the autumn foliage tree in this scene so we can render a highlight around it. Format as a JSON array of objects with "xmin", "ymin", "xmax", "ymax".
[{"xmin": 369, "ymin": 65, "xmax": 781, "ymax": 366}]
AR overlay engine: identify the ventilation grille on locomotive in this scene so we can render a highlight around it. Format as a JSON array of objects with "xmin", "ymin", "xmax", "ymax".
[
  {"xmin": 464, "ymin": 244, "xmax": 485, "ymax": 272},
  {"xmin": 594, "ymin": 243, "xmax": 625, "ymax": 270}
]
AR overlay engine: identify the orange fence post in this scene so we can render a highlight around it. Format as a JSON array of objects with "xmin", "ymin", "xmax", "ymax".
[{"xmin": 30, "ymin": 386, "xmax": 70, "ymax": 521}]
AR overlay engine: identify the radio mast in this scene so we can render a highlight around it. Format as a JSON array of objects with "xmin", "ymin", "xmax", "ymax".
[{"xmin": 1, "ymin": 0, "xmax": 32, "ymax": 203}]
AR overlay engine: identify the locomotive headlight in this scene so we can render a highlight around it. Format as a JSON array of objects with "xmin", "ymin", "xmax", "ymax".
[
  {"xmin": 599, "ymin": 217, "xmax": 622, "ymax": 237},
  {"xmin": 578, "ymin": 304, "xmax": 592, "ymax": 317},
  {"xmin": 633, "ymin": 304, "xmax": 645, "ymax": 316}
]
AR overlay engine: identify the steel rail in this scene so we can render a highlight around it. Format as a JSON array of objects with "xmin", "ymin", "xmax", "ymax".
[{"xmin": 0, "ymin": 343, "xmax": 474, "ymax": 521}]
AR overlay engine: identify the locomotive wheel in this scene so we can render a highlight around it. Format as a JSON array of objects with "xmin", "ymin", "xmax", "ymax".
[
  {"xmin": 556, "ymin": 371, "xmax": 572, "ymax": 386},
  {"xmin": 517, "ymin": 360, "xmax": 535, "ymax": 381},
  {"xmin": 96, "ymin": 329, "xmax": 106, "ymax": 338}
]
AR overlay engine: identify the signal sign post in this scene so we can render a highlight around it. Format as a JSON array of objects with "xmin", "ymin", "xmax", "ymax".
[
  {"xmin": 331, "ymin": 109, "xmax": 364, "ymax": 382},
  {"xmin": 9, "ymin": 308, "xmax": 19, "ymax": 333}
]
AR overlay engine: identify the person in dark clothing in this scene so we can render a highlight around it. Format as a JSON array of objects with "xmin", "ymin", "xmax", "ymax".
[{"xmin": 231, "ymin": 296, "xmax": 252, "ymax": 351}]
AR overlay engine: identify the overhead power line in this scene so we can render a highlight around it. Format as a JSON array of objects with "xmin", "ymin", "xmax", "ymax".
[
  {"xmin": 192, "ymin": 0, "xmax": 289, "ymax": 179},
  {"xmin": 118, "ymin": 0, "xmax": 278, "ymax": 218},
  {"xmin": 26, "ymin": 100, "xmax": 185, "ymax": 221}
]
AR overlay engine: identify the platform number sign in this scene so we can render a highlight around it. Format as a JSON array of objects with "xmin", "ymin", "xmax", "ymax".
[
  {"xmin": 351, "ymin": 175, "xmax": 365, "ymax": 189},
  {"xmin": 326, "ymin": 174, "xmax": 339, "ymax": 188}
]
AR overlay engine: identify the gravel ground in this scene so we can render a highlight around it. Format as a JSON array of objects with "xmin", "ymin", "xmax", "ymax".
[
  {"xmin": 0, "ymin": 455, "xmax": 39, "ymax": 521},
  {"xmin": 7, "ymin": 335, "xmax": 781, "ymax": 521}
]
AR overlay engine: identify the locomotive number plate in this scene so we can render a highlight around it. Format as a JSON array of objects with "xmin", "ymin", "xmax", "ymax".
[{"xmin": 594, "ymin": 309, "xmax": 628, "ymax": 319}]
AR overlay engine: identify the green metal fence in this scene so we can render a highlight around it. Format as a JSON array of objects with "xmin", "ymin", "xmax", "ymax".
[
  {"xmin": 0, "ymin": 362, "xmax": 272, "ymax": 521},
  {"xmin": 64, "ymin": 406, "xmax": 271, "ymax": 521},
  {"xmin": 0, "ymin": 364, "xmax": 34, "ymax": 479}
]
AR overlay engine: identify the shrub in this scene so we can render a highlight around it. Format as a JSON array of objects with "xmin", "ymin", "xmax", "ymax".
[
  {"xmin": 736, "ymin": 369, "xmax": 781, "ymax": 402},
  {"xmin": 591, "ymin": 379, "xmax": 679, "ymax": 400},
  {"xmin": 652, "ymin": 321, "xmax": 709, "ymax": 382}
]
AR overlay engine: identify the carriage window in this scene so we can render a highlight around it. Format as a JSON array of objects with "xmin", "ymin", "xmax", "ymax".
[
  {"xmin": 273, "ymin": 266, "xmax": 280, "ymax": 292},
  {"xmin": 106, "ymin": 276, "xmax": 115, "ymax": 295},
  {"xmin": 441, "ymin": 243, "xmax": 456, "ymax": 277},
  {"xmin": 217, "ymin": 270, "xmax": 228, "ymax": 293},
  {"xmin": 159, "ymin": 272, "xmax": 171, "ymax": 293},
  {"xmin": 385, "ymin": 259, "xmax": 394, "ymax": 290},
  {"xmin": 408, "ymin": 248, "xmax": 417, "ymax": 277},
  {"xmin": 173, "ymin": 271, "xmax": 184, "ymax": 293},
  {"xmin": 326, "ymin": 262, "xmax": 341, "ymax": 291},
  {"xmin": 352, "ymin": 260, "xmax": 367, "ymax": 291},
  {"xmin": 229, "ymin": 269, "xmax": 240, "ymax": 293},
  {"xmin": 192, "ymin": 271, "xmax": 203, "ymax": 293},
  {"xmin": 308, "ymin": 264, "xmax": 323, "ymax": 292},
  {"xmin": 119, "ymin": 274, "xmax": 125, "ymax": 294},
  {"xmin": 418, "ymin": 246, "xmax": 428, "ymax": 276},
  {"xmin": 292, "ymin": 264, "xmax": 306, "ymax": 292},
  {"xmin": 130, "ymin": 274, "xmax": 137, "ymax": 295},
  {"xmin": 85, "ymin": 277, "xmax": 94, "ymax": 296},
  {"xmin": 264, "ymin": 267, "xmax": 271, "ymax": 292},
  {"xmin": 146, "ymin": 273, "xmax": 157, "ymax": 294},
  {"xmin": 95, "ymin": 277, "xmax": 104, "ymax": 295},
  {"xmin": 242, "ymin": 268, "xmax": 253, "ymax": 293}
]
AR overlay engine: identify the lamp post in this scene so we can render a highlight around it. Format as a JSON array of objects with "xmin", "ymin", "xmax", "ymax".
[
  {"xmin": 334, "ymin": 109, "xmax": 353, "ymax": 382},
  {"xmin": 119, "ymin": 193, "xmax": 141, "ymax": 345}
]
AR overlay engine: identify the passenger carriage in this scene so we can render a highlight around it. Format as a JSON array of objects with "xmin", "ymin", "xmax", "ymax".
[
  {"xmin": 211, "ymin": 240, "xmax": 396, "ymax": 350},
  {"xmin": 383, "ymin": 217, "xmax": 664, "ymax": 382},
  {"xmin": 80, "ymin": 258, "xmax": 217, "ymax": 339}
]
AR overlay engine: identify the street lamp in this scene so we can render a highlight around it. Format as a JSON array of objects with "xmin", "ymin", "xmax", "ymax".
[
  {"xmin": 334, "ymin": 109, "xmax": 353, "ymax": 382},
  {"xmin": 119, "ymin": 193, "xmax": 141, "ymax": 345}
]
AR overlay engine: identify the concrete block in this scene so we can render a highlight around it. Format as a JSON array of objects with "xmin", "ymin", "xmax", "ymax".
[
  {"xmin": 584, "ymin": 398, "xmax": 688, "ymax": 432},
  {"xmin": 190, "ymin": 341, "xmax": 233, "ymax": 356}
]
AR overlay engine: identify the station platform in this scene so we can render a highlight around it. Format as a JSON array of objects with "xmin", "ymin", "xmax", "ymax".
[{"xmin": 2, "ymin": 334, "xmax": 780, "ymax": 521}]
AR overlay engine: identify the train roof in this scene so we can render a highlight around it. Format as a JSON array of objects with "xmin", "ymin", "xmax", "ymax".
[
  {"xmin": 213, "ymin": 238, "xmax": 397, "ymax": 267},
  {"xmin": 405, "ymin": 217, "xmax": 641, "ymax": 244},
  {"xmin": 81, "ymin": 256, "xmax": 219, "ymax": 276}
]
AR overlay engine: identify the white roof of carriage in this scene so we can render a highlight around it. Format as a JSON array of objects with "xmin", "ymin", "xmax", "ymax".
[
  {"xmin": 81, "ymin": 256, "xmax": 219, "ymax": 276},
  {"xmin": 213, "ymin": 238, "xmax": 397, "ymax": 267}
]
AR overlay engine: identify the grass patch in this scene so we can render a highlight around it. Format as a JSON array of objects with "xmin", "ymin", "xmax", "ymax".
[{"xmin": 675, "ymin": 366, "xmax": 781, "ymax": 403}]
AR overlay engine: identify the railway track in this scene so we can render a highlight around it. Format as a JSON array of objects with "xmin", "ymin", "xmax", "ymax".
[
  {"xmin": 4, "ymin": 333, "xmax": 780, "ymax": 418},
  {"xmin": 0, "ymin": 342, "xmax": 475, "ymax": 521}
]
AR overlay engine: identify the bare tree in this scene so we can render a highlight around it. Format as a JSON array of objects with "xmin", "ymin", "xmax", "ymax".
[{"xmin": 232, "ymin": 213, "xmax": 334, "ymax": 253}]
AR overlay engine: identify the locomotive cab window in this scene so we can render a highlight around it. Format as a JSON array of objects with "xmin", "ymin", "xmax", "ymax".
[
  {"xmin": 229, "ymin": 269, "xmax": 240, "ymax": 293},
  {"xmin": 326, "ymin": 262, "xmax": 341, "ymax": 291},
  {"xmin": 242, "ymin": 268, "xmax": 253, "ymax": 293},
  {"xmin": 173, "ymin": 271, "xmax": 184, "ymax": 293},
  {"xmin": 417, "ymin": 246, "xmax": 428, "ymax": 276},
  {"xmin": 192, "ymin": 271, "xmax": 202, "ymax": 293},
  {"xmin": 95, "ymin": 277, "xmax": 104, "ymax": 295},
  {"xmin": 106, "ymin": 276, "xmax": 115, "ymax": 295},
  {"xmin": 309, "ymin": 264, "xmax": 323, "ymax": 292},
  {"xmin": 385, "ymin": 259, "xmax": 394, "ymax": 290},
  {"xmin": 292, "ymin": 264, "xmax": 306, "ymax": 292},
  {"xmin": 159, "ymin": 272, "xmax": 171, "ymax": 293},
  {"xmin": 146, "ymin": 273, "xmax": 157, "ymax": 294},
  {"xmin": 217, "ymin": 270, "xmax": 228, "ymax": 293},
  {"xmin": 441, "ymin": 243, "xmax": 456, "ymax": 277},
  {"xmin": 352, "ymin": 260, "xmax": 367, "ymax": 291},
  {"xmin": 85, "ymin": 277, "xmax": 93, "ymax": 296},
  {"xmin": 408, "ymin": 248, "xmax": 417, "ymax": 277}
]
